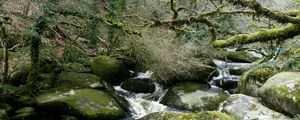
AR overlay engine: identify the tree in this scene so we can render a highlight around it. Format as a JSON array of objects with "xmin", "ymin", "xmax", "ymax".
[
  {"xmin": 151, "ymin": 0, "xmax": 300, "ymax": 48},
  {"xmin": 0, "ymin": 16, "xmax": 11, "ymax": 83}
]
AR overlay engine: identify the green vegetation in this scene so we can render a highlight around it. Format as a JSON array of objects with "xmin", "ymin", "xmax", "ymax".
[{"xmin": 1, "ymin": 0, "xmax": 300, "ymax": 119}]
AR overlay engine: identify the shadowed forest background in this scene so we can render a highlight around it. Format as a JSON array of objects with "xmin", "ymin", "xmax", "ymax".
[{"xmin": 1, "ymin": 0, "xmax": 300, "ymax": 120}]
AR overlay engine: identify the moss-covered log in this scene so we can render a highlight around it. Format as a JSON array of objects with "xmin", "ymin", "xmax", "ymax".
[
  {"xmin": 213, "ymin": 24, "xmax": 300, "ymax": 47},
  {"xmin": 225, "ymin": 0, "xmax": 300, "ymax": 24}
]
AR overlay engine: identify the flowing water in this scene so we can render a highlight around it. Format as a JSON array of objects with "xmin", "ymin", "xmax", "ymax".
[{"xmin": 114, "ymin": 60, "xmax": 253, "ymax": 119}]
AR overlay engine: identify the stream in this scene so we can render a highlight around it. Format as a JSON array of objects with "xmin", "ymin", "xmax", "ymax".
[{"xmin": 114, "ymin": 60, "xmax": 253, "ymax": 119}]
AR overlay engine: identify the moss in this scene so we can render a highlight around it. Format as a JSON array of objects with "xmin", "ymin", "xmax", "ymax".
[
  {"xmin": 138, "ymin": 111, "xmax": 233, "ymax": 120},
  {"xmin": 90, "ymin": 55, "xmax": 129, "ymax": 85},
  {"xmin": 226, "ymin": 50, "xmax": 260, "ymax": 63},
  {"xmin": 36, "ymin": 89, "xmax": 125, "ymax": 120},
  {"xmin": 236, "ymin": 66, "xmax": 274, "ymax": 96},
  {"xmin": 62, "ymin": 63, "xmax": 91, "ymax": 73},
  {"xmin": 213, "ymin": 24, "xmax": 300, "ymax": 48},
  {"xmin": 173, "ymin": 82, "xmax": 209, "ymax": 93},
  {"xmin": 55, "ymin": 72, "xmax": 104, "ymax": 90},
  {"xmin": 199, "ymin": 111, "xmax": 234, "ymax": 120},
  {"xmin": 200, "ymin": 94, "xmax": 228, "ymax": 111}
]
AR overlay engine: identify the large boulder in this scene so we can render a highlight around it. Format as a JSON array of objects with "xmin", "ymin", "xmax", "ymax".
[
  {"xmin": 258, "ymin": 72, "xmax": 300, "ymax": 115},
  {"xmin": 138, "ymin": 111, "xmax": 233, "ymax": 120},
  {"xmin": 35, "ymin": 89, "xmax": 126, "ymax": 120},
  {"xmin": 219, "ymin": 94, "xmax": 291, "ymax": 120},
  {"xmin": 225, "ymin": 50, "xmax": 262, "ymax": 63},
  {"xmin": 120, "ymin": 78, "xmax": 155, "ymax": 93},
  {"xmin": 62, "ymin": 63, "xmax": 91, "ymax": 73},
  {"xmin": 90, "ymin": 55, "xmax": 130, "ymax": 85},
  {"xmin": 54, "ymin": 72, "xmax": 106, "ymax": 91},
  {"xmin": 235, "ymin": 66, "xmax": 274, "ymax": 97},
  {"xmin": 161, "ymin": 82, "xmax": 228, "ymax": 111}
]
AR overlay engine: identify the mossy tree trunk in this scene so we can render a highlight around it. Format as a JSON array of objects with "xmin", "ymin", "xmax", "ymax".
[
  {"xmin": 0, "ymin": 18, "xmax": 9, "ymax": 83},
  {"xmin": 26, "ymin": 0, "xmax": 58, "ymax": 91},
  {"xmin": 25, "ymin": 17, "xmax": 47, "ymax": 90}
]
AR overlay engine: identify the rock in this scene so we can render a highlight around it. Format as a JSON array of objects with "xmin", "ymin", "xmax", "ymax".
[
  {"xmin": 90, "ymin": 55, "xmax": 130, "ymax": 85},
  {"xmin": 55, "ymin": 72, "xmax": 106, "ymax": 90},
  {"xmin": 35, "ymin": 89, "xmax": 126, "ymax": 120},
  {"xmin": 161, "ymin": 82, "xmax": 228, "ymax": 111},
  {"xmin": 175, "ymin": 66, "xmax": 216, "ymax": 83},
  {"xmin": 0, "ymin": 109, "xmax": 9, "ymax": 120},
  {"xmin": 120, "ymin": 78, "xmax": 155, "ymax": 93},
  {"xmin": 138, "ymin": 111, "xmax": 233, "ymax": 120},
  {"xmin": 236, "ymin": 66, "xmax": 274, "ymax": 97},
  {"xmin": 62, "ymin": 63, "xmax": 91, "ymax": 73},
  {"xmin": 226, "ymin": 50, "xmax": 262, "ymax": 63},
  {"xmin": 12, "ymin": 107, "xmax": 36, "ymax": 120},
  {"xmin": 15, "ymin": 107, "xmax": 35, "ymax": 114},
  {"xmin": 258, "ymin": 72, "xmax": 300, "ymax": 115},
  {"xmin": 219, "ymin": 94, "xmax": 291, "ymax": 120}
]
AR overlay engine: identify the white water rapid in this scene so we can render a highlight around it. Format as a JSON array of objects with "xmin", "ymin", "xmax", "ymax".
[{"xmin": 114, "ymin": 71, "xmax": 169, "ymax": 119}]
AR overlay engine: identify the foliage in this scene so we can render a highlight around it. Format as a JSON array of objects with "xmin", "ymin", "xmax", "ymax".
[{"xmin": 61, "ymin": 44, "xmax": 87, "ymax": 64}]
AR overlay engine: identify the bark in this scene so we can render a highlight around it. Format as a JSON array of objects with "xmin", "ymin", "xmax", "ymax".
[
  {"xmin": 0, "ymin": 18, "xmax": 8, "ymax": 83},
  {"xmin": 213, "ymin": 24, "xmax": 300, "ymax": 47}
]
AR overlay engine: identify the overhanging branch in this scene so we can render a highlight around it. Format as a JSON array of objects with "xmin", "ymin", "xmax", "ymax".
[{"xmin": 213, "ymin": 24, "xmax": 300, "ymax": 47}]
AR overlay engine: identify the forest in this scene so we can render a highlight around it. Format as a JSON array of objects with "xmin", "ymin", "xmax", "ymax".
[{"xmin": 1, "ymin": 0, "xmax": 300, "ymax": 120}]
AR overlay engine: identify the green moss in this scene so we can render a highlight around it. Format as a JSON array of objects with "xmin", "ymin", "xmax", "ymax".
[
  {"xmin": 36, "ymin": 89, "xmax": 125, "ymax": 120},
  {"xmin": 173, "ymin": 82, "xmax": 209, "ymax": 93},
  {"xmin": 62, "ymin": 63, "xmax": 91, "ymax": 73},
  {"xmin": 199, "ymin": 111, "xmax": 234, "ymax": 120},
  {"xmin": 200, "ymin": 94, "xmax": 228, "ymax": 111},
  {"xmin": 90, "ymin": 55, "xmax": 129, "ymax": 85},
  {"xmin": 213, "ymin": 24, "xmax": 300, "ymax": 48},
  {"xmin": 139, "ymin": 111, "xmax": 233, "ymax": 120},
  {"xmin": 236, "ymin": 66, "xmax": 274, "ymax": 96},
  {"xmin": 55, "ymin": 72, "xmax": 104, "ymax": 90}
]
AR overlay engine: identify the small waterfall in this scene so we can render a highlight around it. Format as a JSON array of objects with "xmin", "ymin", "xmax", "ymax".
[
  {"xmin": 114, "ymin": 71, "xmax": 169, "ymax": 119},
  {"xmin": 211, "ymin": 59, "xmax": 253, "ymax": 92}
]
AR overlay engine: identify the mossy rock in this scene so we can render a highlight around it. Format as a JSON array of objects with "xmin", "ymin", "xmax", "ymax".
[
  {"xmin": 258, "ymin": 72, "xmax": 300, "ymax": 115},
  {"xmin": 219, "ymin": 94, "xmax": 292, "ymax": 120},
  {"xmin": 90, "ymin": 55, "xmax": 130, "ymax": 85},
  {"xmin": 62, "ymin": 63, "xmax": 91, "ymax": 73},
  {"xmin": 54, "ymin": 72, "xmax": 106, "ymax": 91},
  {"xmin": 161, "ymin": 82, "xmax": 228, "ymax": 111},
  {"xmin": 35, "ymin": 89, "xmax": 126, "ymax": 120},
  {"xmin": 120, "ymin": 78, "xmax": 155, "ymax": 93},
  {"xmin": 236, "ymin": 66, "xmax": 274, "ymax": 97},
  {"xmin": 226, "ymin": 50, "xmax": 262, "ymax": 63},
  {"xmin": 138, "ymin": 111, "xmax": 233, "ymax": 120}
]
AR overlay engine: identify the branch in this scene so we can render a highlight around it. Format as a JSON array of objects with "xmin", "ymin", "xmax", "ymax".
[
  {"xmin": 213, "ymin": 24, "xmax": 300, "ymax": 47},
  {"xmin": 53, "ymin": 6, "xmax": 142, "ymax": 36},
  {"xmin": 225, "ymin": 0, "xmax": 300, "ymax": 24},
  {"xmin": 171, "ymin": 0, "xmax": 178, "ymax": 19},
  {"xmin": 153, "ymin": 16, "xmax": 216, "ymax": 41}
]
